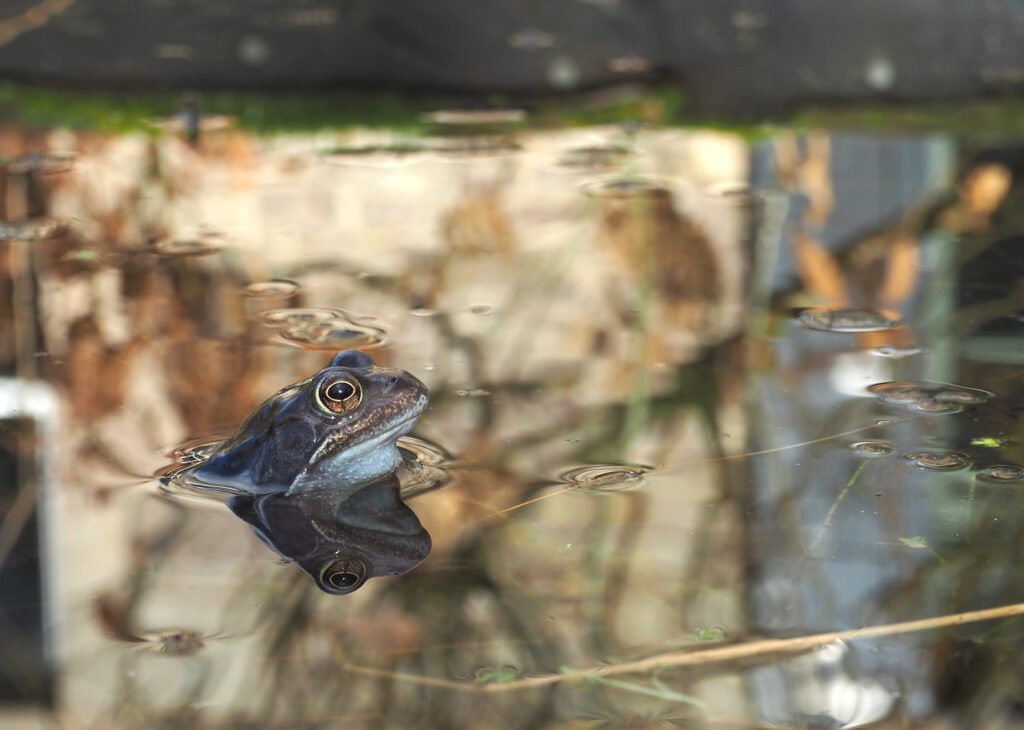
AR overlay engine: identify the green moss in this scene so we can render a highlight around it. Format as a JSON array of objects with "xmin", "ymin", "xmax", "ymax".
[
  {"xmin": 0, "ymin": 82, "xmax": 429, "ymax": 134},
  {"xmin": 5, "ymin": 80, "xmax": 1024, "ymax": 137}
]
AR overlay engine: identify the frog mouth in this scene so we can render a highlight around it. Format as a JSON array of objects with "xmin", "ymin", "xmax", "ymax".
[{"xmin": 309, "ymin": 393, "xmax": 428, "ymax": 468}]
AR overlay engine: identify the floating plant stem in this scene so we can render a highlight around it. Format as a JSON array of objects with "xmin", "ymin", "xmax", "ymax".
[
  {"xmin": 966, "ymin": 472, "xmax": 978, "ymax": 544},
  {"xmin": 336, "ymin": 601, "xmax": 1024, "ymax": 694},
  {"xmin": 811, "ymin": 460, "xmax": 869, "ymax": 551}
]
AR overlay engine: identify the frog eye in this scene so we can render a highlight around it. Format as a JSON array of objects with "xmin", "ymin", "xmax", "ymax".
[
  {"xmin": 316, "ymin": 375, "xmax": 361, "ymax": 414},
  {"xmin": 319, "ymin": 558, "xmax": 366, "ymax": 594}
]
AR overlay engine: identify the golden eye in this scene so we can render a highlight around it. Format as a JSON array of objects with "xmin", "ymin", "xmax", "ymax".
[
  {"xmin": 316, "ymin": 375, "xmax": 361, "ymax": 414},
  {"xmin": 319, "ymin": 558, "xmax": 366, "ymax": 594}
]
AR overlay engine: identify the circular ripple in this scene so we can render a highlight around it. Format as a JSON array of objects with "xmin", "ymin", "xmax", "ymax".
[
  {"xmin": 321, "ymin": 144, "xmax": 429, "ymax": 168},
  {"xmin": 907, "ymin": 451, "xmax": 971, "ymax": 471},
  {"xmin": 4, "ymin": 152, "xmax": 75, "ymax": 175},
  {"xmin": 397, "ymin": 436, "xmax": 452, "ymax": 498},
  {"xmin": 0, "ymin": 217, "xmax": 69, "ymax": 241},
  {"xmin": 798, "ymin": 308, "xmax": 901, "ymax": 333},
  {"xmin": 868, "ymin": 381, "xmax": 993, "ymax": 414},
  {"xmin": 557, "ymin": 144, "xmax": 631, "ymax": 172},
  {"xmin": 580, "ymin": 176, "xmax": 668, "ymax": 199},
  {"xmin": 422, "ymin": 109, "xmax": 526, "ymax": 126},
  {"xmin": 244, "ymin": 279, "xmax": 300, "ymax": 298},
  {"xmin": 430, "ymin": 136, "xmax": 523, "ymax": 159},
  {"xmin": 153, "ymin": 237, "xmax": 222, "ymax": 257},
  {"xmin": 142, "ymin": 629, "xmax": 205, "ymax": 656},
  {"xmin": 852, "ymin": 441, "xmax": 895, "ymax": 456},
  {"xmin": 561, "ymin": 464, "xmax": 651, "ymax": 494},
  {"xmin": 155, "ymin": 436, "xmax": 229, "ymax": 486},
  {"xmin": 978, "ymin": 465, "xmax": 1024, "ymax": 482},
  {"xmin": 262, "ymin": 307, "xmax": 388, "ymax": 350},
  {"xmin": 873, "ymin": 345, "xmax": 922, "ymax": 359},
  {"xmin": 398, "ymin": 435, "xmax": 452, "ymax": 466},
  {"xmin": 703, "ymin": 181, "xmax": 761, "ymax": 203}
]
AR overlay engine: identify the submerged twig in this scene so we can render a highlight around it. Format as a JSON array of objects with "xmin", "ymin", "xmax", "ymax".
[{"xmin": 811, "ymin": 460, "xmax": 869, "ymax": 550}]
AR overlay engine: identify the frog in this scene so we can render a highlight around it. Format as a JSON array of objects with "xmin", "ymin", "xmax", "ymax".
[
  {"xmin": 182, "ymin": 349, "xmax": 432, "ymax": 594},
  {"xmin": 192, "ymin": 349, "xmax": 429, "ymax": 493}
]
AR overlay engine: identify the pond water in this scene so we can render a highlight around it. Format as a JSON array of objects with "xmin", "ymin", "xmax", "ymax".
[{"xmin": 1, "ymin": 119, "xmax": 1023, "ymax": 728}]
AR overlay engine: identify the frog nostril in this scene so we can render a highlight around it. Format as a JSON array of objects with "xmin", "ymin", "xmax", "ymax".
[{"xmin": 386, "ymin": 376, "xmax": 399, "ymax": 390}]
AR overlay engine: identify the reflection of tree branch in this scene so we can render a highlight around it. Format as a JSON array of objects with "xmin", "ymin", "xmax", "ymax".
[
  {"xmin": 954, "ymin": 278, "xmax": 1024, "ymax": 335},
  {"xmin": 600, "ymin": 493, "xmax": 646, "ymax": 644},
  {"xmin": 0, "ymin": 0, "xmax": 75, "ymax": 47}
]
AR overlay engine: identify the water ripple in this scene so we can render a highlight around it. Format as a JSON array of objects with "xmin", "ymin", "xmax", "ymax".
[
  {"xmin": 580, "ymin": 176, "xmax": 668, "ymax": 198},
  {"xmin": 561, "ymin": 464, "xmax": 651, "ymax": 494},
  {"xmin": 153, "ymin": 233, "xmax": 223, "ymax": 257},
  {"xmin": 852, "ymin": 441, "xmax": 895, "ymax": 457},
  {"xmin": 244, "ymin": 279, "xmax": 300, "ymax": 298},
  {"xmin": 798, "ymin": 307, "xmax": 901, "ymax": 333},
  {"xmin": 397, "ymin": 435, "xmax": 453, "ymax": 497},
  {"xmin": 907, "ymin": 450, "xmax": 971, "ymax": 471},
  {"xmin": 262, "ymin": 307, "xmax": 388, "ymax": 350},
  {"xmin": 978, "ymin": 465, "xmax": 1024, "ymax": 482},
  {"xmin": 0, "ymin": 217, "xmax": 70, "ymax": 241},
  {"xmin": 868, "ymin": 381, "xmax": 993, "ymax": 414}
]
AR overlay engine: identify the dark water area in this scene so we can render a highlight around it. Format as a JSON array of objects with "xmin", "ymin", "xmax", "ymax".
[{"xmin": 0, "ymin": 119, "xmax": 1023, "ymax": 728}]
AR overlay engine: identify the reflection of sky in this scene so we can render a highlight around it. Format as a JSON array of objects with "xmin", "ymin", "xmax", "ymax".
[
  {"xmin": 746, "ymin": 132, "xmax": 965, "ymax": 725},
  {"xmin": 751, "ymin": 134, "xmax": 954, "ymax": 293}
]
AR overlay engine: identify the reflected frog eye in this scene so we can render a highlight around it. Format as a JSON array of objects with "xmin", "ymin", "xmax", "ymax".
[
  {"xmin": 319, "ymin": 558, "xmax": 366, "ymax": 594},
  {"xmin": 316, "ymin": 375, "xmax": 361, "ymax": 414}
]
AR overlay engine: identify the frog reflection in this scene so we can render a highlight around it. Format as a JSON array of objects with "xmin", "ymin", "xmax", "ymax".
[
  {"xmin": 226, "ymin": 473, "xmax": 431, "ymax": 594},
  {"xmin": 186, "ymin": 350, "xmax": 432, "ymax": 593}
]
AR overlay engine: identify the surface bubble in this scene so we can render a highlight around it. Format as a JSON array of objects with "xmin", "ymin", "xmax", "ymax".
[
  {"xmin": 455, "ymin": 388, "xmax": 491, "ymax": 397},
  {"xmin": 853, "ymin": 441, "xmax": 895, "ymax": 456},
  {"xmin": 978, "ymin": 465, "xmax": 1024, "ymax": 482},
  {"xmin": 907, "ymin": 451, "xmax": 970, "ymax": 471},
  {"xmin": 797, "ymin": 307, "xmax": 900, "ymax": 333},
  {"xmin": 262, "ymin": 307, "xmax": 388, "ymax": 350},
  {"xmin": 868, "ymin": 381, "xmax": 993, "ymax": 414},
  {"xmin": 244, "ymin": 279, "xmax": 300, "ymax": 298},
  {"xmin": 469, "ymin": 304, "xmax": 495, "ymax": 315},
  {"xmin": 561, "ymin": 464, "xmax": 651, "ymax": 494}
]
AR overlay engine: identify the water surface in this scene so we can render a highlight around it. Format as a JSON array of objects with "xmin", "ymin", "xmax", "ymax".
[{"xmin": 1, "ymin": 122, "xmax": 1023, "ymax": 728}]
